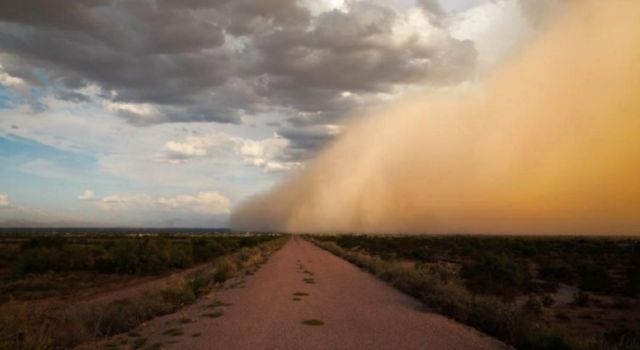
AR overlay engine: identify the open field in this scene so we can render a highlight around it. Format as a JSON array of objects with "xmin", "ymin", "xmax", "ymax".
[
  {"xmin": 0, "ymin": 230, "xmax": 284, "ymax": 349},
  {"xmin": 311, "ymin": 235, "xmax": 640, "ymax": 349},
  {"xmin": 2, "ymin": 232, "xmax": 638, "ymax": 350},
  {"xmin": 0, "ymin": 229, "xmax": 278, "ymax": 301}
]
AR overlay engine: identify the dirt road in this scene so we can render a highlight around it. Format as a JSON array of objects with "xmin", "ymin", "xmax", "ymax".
[{"xmin": 130, "ymin": 238, "xmax": 507, "ymax": 350}]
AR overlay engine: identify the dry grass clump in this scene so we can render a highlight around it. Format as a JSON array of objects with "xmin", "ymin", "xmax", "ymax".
[
  {"xmin": 0, "ymin": 302, "xmax": 54, "ymax": 350},
  {"xmin": 301, "ymin": 319, "xmax": 325, "ymax": 326},
  {"xmin": 312, "ymin": 239, "xmax": 613, "ymax": 350},
  {"xmin": 0, "ymin": 237, "xmax": 287, "ymax": 349},
  {"xmin": 202, "ymin": 311, "xmax": 224, "ymax": 318}
]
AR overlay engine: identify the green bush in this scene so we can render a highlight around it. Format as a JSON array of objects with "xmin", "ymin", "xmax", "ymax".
[
  {"xmin": 468, "ymin": 297, "xmax": 529, "ymax": 342},
  {"xmin": 624, "ymin": 267, "xmax": 640, "ymax": 296},
  {"xmin": 57, "ymin": 245, "xmax": 94, "ymax": 271},
  {"xmin": 17, "ymin": 247, "xmax": 60, "ymax": 273},
  {"xmin": 20, "ymin": 236, "xmax": 67, "ymax": 251},
  {"xmin": 462, "ymin": 253, "xmax": 526, "ymax": 295},
  {"xmin": 539, "ymin": 262, "xmax": 574, "ymax": 283},
  {"xmin": 169, "ymin": 244, "xmax": 194, "ymax": 268},
  {"xmin": 192, "ymin": 239, "xmax": 225, "ymax": 262},
  {"xmin": 577, "ymin": 261, "xmax": 612, "ymax": 293}
]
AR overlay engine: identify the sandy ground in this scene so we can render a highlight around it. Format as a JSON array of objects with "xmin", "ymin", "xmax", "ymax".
[{"xmin": 115, "ymin": 237, "xmax": 508, "ymax": 350}]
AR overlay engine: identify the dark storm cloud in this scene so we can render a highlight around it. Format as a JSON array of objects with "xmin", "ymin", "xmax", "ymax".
[
  {"xmin": 277, "ymin": 125, "xmax": 340, "ymax": 161},
  {"xmin": 53, "ymin": 90, "xmax": 91, "ymax": 103},
  {"xmin": 248, "ymin": 1, "xmax": 476, "ymax": 122},
  {"xmin": 0, "ymin": 0, "xmax": 476, "ymax": 156},
  {"xmin": 220, "ymin": 0, "xmax": 311, "ymax": 36},
  {"xmin": 0, "ymin": 0, "xmax": 235, "ymax": 122}
]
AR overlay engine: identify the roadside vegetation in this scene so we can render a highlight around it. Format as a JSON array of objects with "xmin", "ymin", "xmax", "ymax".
[
  {"xmin": 0, "ymin": 232, "xmax": 276, "ymax": 301},
  {"xmin": 0, "ymin": 231, "xmax": 285, "ymax": 350},
  {"xmin": 311, "ymin": 235, "xmax": 640, "ymax": 350}
]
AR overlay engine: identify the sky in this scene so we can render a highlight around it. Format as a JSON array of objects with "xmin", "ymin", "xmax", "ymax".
[{"xmin": 0, "ymin": 0, "xmax": 541, "ymax": 227}]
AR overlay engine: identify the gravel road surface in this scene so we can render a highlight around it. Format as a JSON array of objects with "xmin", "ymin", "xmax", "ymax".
[{"xmin": 128, "ymin": 237, "xmax": 507, "ymax": 350}]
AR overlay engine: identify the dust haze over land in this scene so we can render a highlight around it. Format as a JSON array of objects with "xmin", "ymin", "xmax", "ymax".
[{"xmin": 231, "ymin": 0, "xmax": 640, "ymax": 235}]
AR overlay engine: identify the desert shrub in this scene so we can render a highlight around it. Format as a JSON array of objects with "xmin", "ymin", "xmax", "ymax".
[
  {"xmin": 20, "ymin": 236, "xmax": 67, "ymax": 251},
  {"xmin": 57, "ymin": 245, "xmax": 94, "ymax": 271},
  {"xmin": 94, "ymin": 299, "xmax": 145, "ymax": 336},
  {"xmin": 468, "ymin": 297, "xmax": 530, "ymax": 342},
  {"xmin": 316, "ymin": 238, "xmax": 535, "ymax": 341},
  {"xmin": 512, "ymin": 241, "xmax": 538, "ymax": 257},
  {"xmin": 236, "ymin": 247, "xmax": 262, "ymax": 269},
  {"xmin": 519, "ymin": 328, "xmax": 571, "ymax": 350},
  {"xmin": 213, "ymin": 257, "xmax": 237, "ymax": 283},
  {"xmin": 577, "ymin": 261, "xmax": 612, "ymax": 293},
  {"xmin": 572, "ymin": 290, "xmax": 590, "ymax": 306},
  {"xmin": 192, "ymin": 238, "xmax": 227, "ymax": 262},
  {"xmin": 462, "ymin": 253, "xmax": 526, "ymax": 295},
  {"xmin": 107, "ymin": 239, "xmax": 171, "ymax": 274},
  {"xmin": 169, "ymin": 244, "xmax": 194, "ymax": 268},
  {"xmin": 420, "ymin": 282, "xmax": 473, "ymax": 321},
  {"xmin": 160, "ymin": 281, "xmax": 196, "ymax": 307},
  {"xmin": 418, "ymin": 262, "xmax": 457, "ymax": 283},
  {"xmin": 539, "ymin": 262, "xmax": 574, "ymax": 283},
  {"xmin": 109, "ymin": 241, "xmax": 141, "ymax": 274},
  {"xmin": 523, "ymin": 297, "xmax": 543, "ymax": 317},
  {"xmin": 48, "ymin": 310, "xmax": 93, "ymax": 348},
  {"xmin": 137, "ymin": 240, "xmax": 171, "ymax": 274},
  {"xmin": 311, "ymin": 235, "xmax": 640, "ymax": 350},
  {"xmin": 0, "ymin": 245, "xmax": 19, "ymax": 269},
  {"xmin": 16, "ymin": 245, "xmax": 95, "ymax": 274},
  {"xmin": 623, "ymin": 261, "xmax": 640, "ymax": 297},
  {"xmin": 94, "ymin": 251, "xmax": 116, "ymax": 273},
  {"xmin": 408, "ymin": 247, "xmax": 431, "ymax": 261},
  {"xmin": 541, "ymin": 294, "xmax": 555, "ymax": 307},
  {"xmin": 0, "ymin": 302, "xmax": 54, "ymax": 350},
  {"xmin": 624, "ymin": 271, "xmax": 640, "ymax": 297},
  {"xmin": 378, "ymin": 263, "xmax": 426, "ymax": 296},
  {"xmin": 188, "ymin": 273, "xmax": 210, "ymax": 297},
  {"xmin": 17, "ymin": 247, "xmax": 60, "ymax": 273}
]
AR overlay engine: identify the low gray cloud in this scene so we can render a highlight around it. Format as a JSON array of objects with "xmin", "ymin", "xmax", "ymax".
[
  {"xmin": 0, "ymin": 0, "xmax": 477, "ymax": 158},
  {"xmin": 277, "ymin": 125, "xmax": 341, "ymax": 161}
]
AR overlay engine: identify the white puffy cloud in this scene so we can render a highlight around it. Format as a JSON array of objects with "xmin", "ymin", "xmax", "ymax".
[
  {"xmin": 156, "ymin": 192, "xmax": 230, "ymax": 215},
  {"xmin": 95, "ymin": 191, "xmax": 230, "ymax": 215},
  {"xmin": 160, "ymin": 140, "xmax": 208, "ymax": 164},
  {"xmin": 0, "ymin": 193, "xmax": 9, "ymax": 207},
  {"xmin": 155, "ymin": 132, "xmax": 301, "ymax": 172},
  {"xmin": 78, "ymin": 189, "xmax": 95, "ymax": 200},
  {"xmin": 104, "ymin": 101, "xmax": 160, "ymax": 124},
  {"xmin": 233, "ymin": 134, "xmax": 301, "ymax": 172},
  {"xmin": 0, "ymin": 64, "xmax": 28, "ymax": 95}
]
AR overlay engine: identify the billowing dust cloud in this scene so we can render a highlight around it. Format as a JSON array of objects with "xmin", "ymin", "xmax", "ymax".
[{"xmin": 231, "ymin": 0, "xmax": 640, "ymax": 235}]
